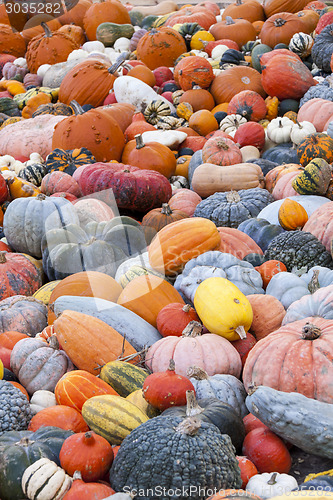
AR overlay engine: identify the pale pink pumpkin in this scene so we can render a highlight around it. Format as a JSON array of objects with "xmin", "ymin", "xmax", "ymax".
[
  {"xmin": 168, "ymin": 189, "xmax": 202, "ymax": 217},
  {"xmin": 303, "ymin": 201, "xmax": 333, "ymax": 251},
  {"xmin": 145, "ymin": 321, "xmax": 242, "ymax": 378},
  {"xmin": 297, "ymin": 98, "xmax": 333, "ymax": 132},
  {"xmin": 73, "ymin": 198, "xmax": 115, "ymax": 226},
  {"xmin": 272, "ymin": 171, "xmax": 299, "ymax": 200},
  {"xmin": 41, "ymin": 171, "xmax": 82, "ymax": 197}
]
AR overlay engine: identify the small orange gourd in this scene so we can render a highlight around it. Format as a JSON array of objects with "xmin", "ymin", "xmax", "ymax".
[{"xmin": 278, "ymin": 198, "xmax": 309, "ymax": 230}]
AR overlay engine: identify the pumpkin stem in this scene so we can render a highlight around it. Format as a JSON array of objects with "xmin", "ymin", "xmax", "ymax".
[
  {"xmin": 235, "ymin": 325, "xmax": 247, "ymax": 339},
  {"xmin": 73, "ymin": 471, "xmax": 83, "ymax": 481},
  {"xmin": 168, "ymin": 358, "xmax": 176, "ymax": 371},
  {"xmin": 108, "ymin": 51, "xmax": 130, "ymax": 75},
  {"xmin": 267, "ymin": 473, "xmax": 278, "ymax": 485},
  {"xmin": 247, "ymin": 383, "xmax": 258, "ymax": 396},
  {"xmin": 70, "ymin": 100, "xmax": 85, "ymax": 115},
  {"xmin": 296, "ymin": 120, "xmax": 303, "ymax": 129},
  {"xmin": 182, "ymin": 320, "xmax": 203, "ymax": 337},
  {"xmin": 216, "ymin": 138, "xmax": 230, "ymax": 150},
  {"xmin": 308, "ymin": 269, "xmax": 320, "ymax": 294},
  {"xmin": 36, "ymin": 193, "xmax": 47, "ymax": 201},
  {"xmin": 19, "ymin": 437, "xmax": 33, "ymax": 447},
  {"xmin": 226, "ymin": 190, "xmax": 241, "ymax": 203},
  {"xmin": 0, "ymin": 251, "xmax": 6, "ymax": 264},
  {"xmin": 185, "ymin": 390, "xmax": 204, "ymax": 416},
  {"xmin": 160, "ymin": 203, "xmax": 172, "ymax": 215},
  {"xmin": 274, "ymin": 18, "xmax": 287, "ymax": 27},
  {"xmin": 175, "ymin": 416, "xmax": 202, "ymax": 435},
  {"xmin": 225, "ymin": 16, "xmax": 235, "ymax": 25},
  {"xmin": 47, "ymin": 334, "xmax": 60, "ymax": 350},
  {"xmin": 236, "ymin": 0, "xmax": 243, "ymax": 4},
  {"xmin": 301, "ymin": 322, "xmax": 321, "ymax": 340},
  {"xmin": 186, "ymin": 365, "xmax": 209, "ymax": 380},
  {"xmin": 41, "ymin": 22, "xmax": 52, "ymax": 37},
  {"xmin": 182, "ymin": 304, "xmax": 192, "ymax": 313},
  {"xmin": 198, "ymin": 39, "xmax": 209, "ymax": 47},
  {"xmin": 83, "ymin": 431, "xmax": 95, "ymax": 443},
  {"xmin": 134, "ymin": 134, "xmax": 145, "ymax": 149}
]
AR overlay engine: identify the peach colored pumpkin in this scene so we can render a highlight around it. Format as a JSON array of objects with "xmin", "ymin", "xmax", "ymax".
[
  {"xmin": 297, "ymin": 98, "xmax": 333, "ymax": 132},
  {"xmin": 168, "ymin": 189, "xmax": 202, "ymax": 217},
  {"xmin": 265, "ymin": 163, "xmax": 302, "ymax": 193},
  {"xmin": 145, "ymin": 321, "xmax": 242, "ymax": 377},
  {"xmin": 272, "ymin": 171, "xmax": 300, "ymax": 200},
  {"xmin": 303, "ymin": 201, "xmax": 333, "ymax": 252},
  {"xmin": 247, "ymin": 294, "xmax": 286, "ymax": 341},
  {"xmin": 217, "ymin": 227, "xmax": 263, "ymax": 259},
  {"xmin": 73, "ymin": 198, "xmax": 115, "ymax": 226}
]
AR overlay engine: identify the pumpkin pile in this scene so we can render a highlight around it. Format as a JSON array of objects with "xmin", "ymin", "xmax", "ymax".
[{"xmin": 1, "ymin": 0, "xmax": 333, "ymax": 498}]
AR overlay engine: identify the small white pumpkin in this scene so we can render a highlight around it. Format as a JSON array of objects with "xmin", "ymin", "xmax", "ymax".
[
  {"xmin": 246, "ymin": 472, "xmax": 298, "ymax": 499},
  {"xmin": 220, "ymin": 114, "xmax": 247, "ymax": 135},
  {"xmin": 141, "ymin": 130, "xmax": 187, "ymax": 149},
  {"xmin": 290, "ymin": 120, "xmax": 317, "ymax": 145},
  {"xmin": 240, "ymin": 145, "xmax": 260, "ymax": 162},
  {"xmin": 211, "ymin": 44, "xmax": 229, "ymax": 60},
  {"xmin": 37, "ymin": 64, "xmax": 51, "ymax": 78},
  {"xmin": 0, "ymin": 155, "xmax": 24, "ymax": 174},
  {"xmin": 13, "ymin": 57, "xmax": 28, "ymax": 69},
  {"xmin": 22, "ymin": 458, "xmax": 72, "ymax": 500},
  {"xmin": 82, "ymin": 40, "xmax": 105, "ymax": 53},
  {"xmin": 266, "ymin": 117, "xmax": 294, "ymax": 143},
  {"xmin": 30, "ymin": 390, "xmax": 57, "ymax": 414},
  {"xmin": 114, "ymin": 37, "xmax": 131, "ymax": 52},
  {"xmin": 67, "ymin": 49, "xmax": 89, "ymax": 61}
]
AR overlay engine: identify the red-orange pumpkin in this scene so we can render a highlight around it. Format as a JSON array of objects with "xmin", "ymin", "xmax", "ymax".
[
  {"xmin": 136, "ymin": 27, "xmax": 187, "ymax": 71},
  {"xmin": 156, "ymin": 303, "xmax": 200, "ymax": 337},
  {"xmin": 209, "ymin": 16, "xmax": 257, "ymax": 48},
  {"xmin": 0, "ymin": 251, "xmax": 42, "ymax": 301},
  {"xmin": 210, "ymin": 66, "xmax": 266, "ymax": 104},
  {"xmin": 28, "ymin": 405, "xmax": 90, "ymax": 432},
  {"xmin": 83, "ymin": 0, "xmax": 131, "ymax": 40},
  {"xmin": 165, "ymin": 6, "xmax": 217, "ymax": 31},
  {"xmin": 227, "ymin": 91, "xmax": 267, "ymax": 122},
  {"xmin": 242, "ymin": 427, "xmax": 292, "ymax": 473},
  {"xmin": 202, "ymin": 136, "xmax": 242, "ymax": 165},
  {"xmin": 217, "ymin": 228, "xmax": 263, "ymax": 259},
  {"xmin": 174, "ymin": 56, "xmax": 215, "ymax": 91},
  {"xmin": 260, "ymin": 12, "xmax": 307, "ymax": 48}
]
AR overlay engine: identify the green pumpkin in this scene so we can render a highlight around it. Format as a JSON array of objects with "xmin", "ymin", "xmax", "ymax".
[
  {"xmin": 45, "ymin": 147, "xmax": 96, "ymax": 175},
  {"xmin": 292, "ymin": 158, "xmax": 332, "ymax": 196},
  {"xmin": 141, "ymin": 15, "xmax": 159, "ymax": 30},
  {"xmin": 129, "ymin": 9, "xmax": 145, "ymax": 27},
  {"xmin": 252, "ymin": 43, "xmax": 272, "ymax": 72},
  {"xmin": 0, "ymin": 97, "xmax": 20, "ymax": 117},
  {"xmin": 96, "ymin": 22, "xmax": 135, "ymax": 46},
  {"xmin": 0, "ymin": 426, "xmax": 73, "ymax": 500}
]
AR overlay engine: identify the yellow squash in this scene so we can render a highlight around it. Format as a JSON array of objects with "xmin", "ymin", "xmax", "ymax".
[
  {"xmin": 193, "ymin": 277, "xmax": 253, "ymax": 341},
  {"xmin": 33, "ymin": 281, "xmax": 61, "ymax": 305}
]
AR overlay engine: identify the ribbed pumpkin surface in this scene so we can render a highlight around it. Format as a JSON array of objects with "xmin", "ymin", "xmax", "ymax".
[
  {"xmin": 82, "ymin": 395, "xmax": 149, "ymax": 444},
  {"xmin": 100, "ymin": 360, "xmax": 148, "ymax": 397},
  {"xmin": 55, "ymin": 370, "xmax": 119, "ymax": 412},
  {"xmin": 54, "ymin": 311, "xmax": 138, "ymax": 374}
]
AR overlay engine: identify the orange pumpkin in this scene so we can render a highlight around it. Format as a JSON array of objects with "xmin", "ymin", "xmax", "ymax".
[
  {"xmin": 148, "ymin": 217, "xmax": 221, "ymax": 276},
  {"xmin": 57, "ymin": 24, "xmax": 86, "ymax": 46},
  {"xmin": 243, "ymin": 316, "xmax": 333, "ymax": 402},
  {"xmin": 9, "ymin": 381, "xmax": 29, "ymax": 400},
  {"xmin": 202, "ymin": 136, "xmax": 242, "ymax": 165},
  {"xmin": 136, "ymin": 27, "xmax": 187, "ymax": 71},
  {"xmin": 260, "ymin": 12, "xmax": 307, "ymax": 48},
  {"xmin": 227, "ymin": 91, "xmax": 267, "ymax": 122},
  {"xmin": 222, "ymin": 0, "xmax": 265, "ymax": 22},
  {"xmin": 263, "ymin": 0, "xmax": 308, "ymax": 17},
  {"xmin": 126, "ymin": 64, "xmax": 156, "ymax": 87},
  {"xmin": 165, "ymin": 6, "xmax": 217, "ymax": 30},
  {"xmin": 83, "ymin": 0, "xmax": 131, "ymax": 40},
  {"xmin": 168, "ymin": 188, "xmax": 202, "ymax": 216},
  {"xmin": 174, "ymin": 56, "xmax": 214, "ymax": 91},
  {"xmin": 209, "ymin": 16, "xmax": 257, "ymax": 48},
  {"xmin": 296, "ymin": 9, "xmax": 320, "ymax": 33},
  {"xmin": 28, "ymin": 405, "xmax": 90, "ymax": 432},
  {"xmin": 188, "ymin": 109, "xmax": 219, "ymax": 136},
  {"xmin": 175, "ymin": 155, "xmax": 192, "ymax": 178},
  {"xmin": 25, "ymin": 22, "xmax": 79, "ymax": 73},
  {"xmin": 210, "ymin": 66, "xmax": 266, "ymax": 104},
  {"xmin": 247, "ymin": 294, "xmax": 286, "ymax": 341},
  {"xmin": 142, "ymin": 203, "xmax": 188, "ymax": 234},
  {"xmin": 58, "ymin": 0, "xmax": 92, "ymax": 28},
  {"xmin": 121, "ymin": 134, "xmax": 177, "ymax": 178},
  {"xmin": 207, "ymin": 490, "xmax": 262, "ymax": 500},
  {"xmin": 217, "ymin": 227, "xmax": 263, "ymax": 259},
  {"xmin": 255, "ymin": 260, "xmax": 287, "ymax": 289},
  {"xmin": 278, "ymin": 198, "xmax": 309, "ymax": 230},
  {"xmin": 124, "ymin": 112, "xmax": 156, "ymax": 142},
  {"xmin": 54, "ymin": 311, "xmax": 139, "ymax": 374},
  {"xmin": 117, "ymin": 274, "xmax": 185, "ymax": 327},
  {"xmin": 21, "ymin": 16, "xmax": 62, "ymax": 45},
  {"xmin": 179, "ymin": 87, "xmax": 215, "ymax": 112},
  {"xmin": 0, "ymin": 24, "xmax": 26, "ymax": 57},
  {"xmin": 55, "ymin": 370, "xmax": 119, "ymax": 412},
  {"xmin": 236, "ymin": 457, "xmax": 259, "ymax": 489},
  {"xmin": 252, "ymin": 20, "xmax": 265, "ymax": 35}
]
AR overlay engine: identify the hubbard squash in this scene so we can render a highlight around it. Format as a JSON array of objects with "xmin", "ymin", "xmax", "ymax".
[
  {"xmin": 53, "ymin": 311, "xmax": 139, "ymax": 374},
  {"xmin": 191, "ymin": 163, "xmax": 265, "ymax": 198}
]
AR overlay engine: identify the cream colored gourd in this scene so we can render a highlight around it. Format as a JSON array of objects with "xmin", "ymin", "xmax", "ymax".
[
  {"xmin": 113, "ymin": 76, "xmax": 175, "ymax": 113},
  {"xmin": 266, "ymin": 117, "xmax": 294, "ymax": 143},
  {"xmin": 290, "ymin": 120, "xmax": 316, "ymax": 145},
  {"xmin": 193, "ymin": 277, "xmax": 253, "ymax": 341},
  {"xmin": 191, "ymin": 162, "xmax": 264, "ymax": 198},
  {"xmin": 240, "ymin": 146, "xmax": 260, "ymax": 162},
  {"xmin": 220, "ymin": 114, "xmax": 247, "ymax": 135},
  {"xmin": 129, "ymin": 0, "xmax": 178, "ymax": 16},
  {"xmin": 30, "ymin": 390, "xmax": 57, "ymax": 415},
  {"xmin": 22, "ymin": 458, "xmax": 72, "ymax": 500}
]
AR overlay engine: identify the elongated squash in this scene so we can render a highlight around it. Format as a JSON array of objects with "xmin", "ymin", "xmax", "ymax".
[
  {"xmin": 246, "ymin": 385, "xmax": 333, "ymax": 459},
  {"xmin": 53, "ymin": 311, "xmax": 139, "ymax": 374},
  {"xmin": 53, "ymin": 296, "xmax": 162, "ymax": 351},
  {"xmin": 82, "ymin": 395, "xmax": 149, "ymax": 444},
  {"xmin": 126, "ymin": 389, "xmax": 159, "ymax": 418},
  {"xmin": 96, "ymin": 23, "xmax": 135, "ymax": 46},
  {"xmin": 100, "ymin": 360, "xmax": 148, "ymax": 397},
  {"xmin": 191, "ymin": 163, "xmax": 265, "ymax": 198}
]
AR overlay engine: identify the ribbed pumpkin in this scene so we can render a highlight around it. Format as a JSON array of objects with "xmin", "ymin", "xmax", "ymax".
[
  {"xmin": 121, "ymin": 134, "xmax": 176, "ymax": 178},
  {"xmin": 136, "ymin": 27, "xmax": 187, "ymax": 70},
  {"xmin": 41, "ymin": 171, "xmax": 81, "ymax": 197},
  {"xmin": 0, "ymin": 24, "xmax": 26, "ymax": 57},
  {"xmin": 243, "ymin": 317, "xmax": 333, "ymax": 403},
  {"xmin": 173, "ymin": 56, "xmax": 215, "ymax": 91},
  {"xmin": 168, "ymin": 189, "xmax": 202, "ymax": 217},
  {"xmin": 227, "ymin": 91, "xmax": 267, "ymax": 122},
  {"xmin": 26, "ymin": 23, "xmax": 80, "ymax": 74},
  {"xmin": 202, "ymin": 136, "xmax": 242, "ymax": 166},
  {"xmin": 210, "ymin": 66, "xmax": 265, "ymax": 104},
  {"xmin": 81, "ymin": 395, "xmax": 149, "ymax": 444},
  {"xmin": 28, "ymin": 405, "xmax": 90, "ymax": 433},
  {"xmin": 260, "ymin": 12, "xmax": 307, "ymax": 48},
  {"xmin": 54, "ymin": 311, "xmax": 139, "ymax": 374},
  {"xmin": 141, "ymin": 203, "xmax": 188, "ymax": 234},
  {"xmin": 58, "ymin": 0, "xmax": 92, "ymax": 28},
  {"xmin": 296, "ymin": 133, "xmax": 333, "ymax": 167},
  {"xmin": 48, "ymin": 271, "xmax": 122, "ymax": 324},
  {"xmin": 156, "ymin": 303, "xmax": 200, "ymax": 337},
  {"xmin": 209, "ymin": 16, "xmax": 257, "ymax": 48},
  {"xmin": 117, "ymin": 274, "xmax": 184, "ymax": 327},
  {"xmin": 57, "ymin": 24, "xmax": 86, "ymax": 46},
  {"xmin": 292, "ymin": 158, "xmax": 332, "ymax": 196},
  {"xmin": 59, "ymin": 431, "xmax": 114, "ymax": 481},
  {"xmin": 148, "ymin": 217, "xmax": 221, "ymax": 276},
  {"xmin": 55, "ymin": 370, "xmax": 119, "ymax": 412},
  {"xmin": 0, "ymin": 251, "xmax": 42, "ymax": 300}
]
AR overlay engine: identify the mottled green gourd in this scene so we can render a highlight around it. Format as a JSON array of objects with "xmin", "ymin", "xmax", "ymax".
[
  {"xmin": 110, "ymin": 415, "xmax": 242, "ymax": 499},
  {"xmin": 292, "ymin": 158, "xmax": 332, "ymax": 195},
  {"xmin": 96, "ymin": 23, "xmax": 135, "ymax": 46}
]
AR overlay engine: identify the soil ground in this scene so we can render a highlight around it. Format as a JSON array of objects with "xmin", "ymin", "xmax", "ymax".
[{"xmin": 290, "ymin": 448, "xmax": 333, "ymax": 483}]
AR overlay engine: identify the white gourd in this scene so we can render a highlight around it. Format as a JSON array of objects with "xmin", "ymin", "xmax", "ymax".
[
  {"xmin": 37, "ymin": 64, "xmax": 51, "ymax": 78},
  {"xmin": 211, "ymin": 45, "xmax": 229, "ymax": 60},
  {"xmin": 67, "ymin": 49, "xmax": 89, "ymax": 61},
  {"xmin": 82, "ymin": 40, "xmax": 105, "ymax": 52},
  {"xmin": 290, "ymin": 120, "xmax": 317, "ymax": 145},
  {"xmin": 266, "ymin": 117, "xmax": 294, "ymax": 143},
  {"xmin": 114, "ymin": 37, "xmax": 131, "ymax": 52},
  {"xmin": 113, "ymin": 76, "xmax": 175, "ymax": 113},
  {"xmin": 22, "ymin": 458, "xmax": 72, "ymax": 500}
]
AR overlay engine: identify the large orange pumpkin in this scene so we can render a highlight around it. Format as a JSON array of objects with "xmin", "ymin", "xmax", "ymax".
[
  {"xmin": 165, "ymin": 6, "xmax": 217, "ymax": 31},
  {"xmin": 210, "ymin": 66, "xmax": 266, "ymax": 104},
  {"xmin": 117, "ymin": 274, "xmax": 184, "ymax": 327},
  {"xmin": 222, "ymin": 0, "xmax": 265, "ymax": 22},
  {"xmin": 58, "ymin": 0, "xmax": 92, "ymax": 28},
  {"xmin": 52, "ymin": 101, "xmax": 125, "ymax": 162},
  {"xmin": 55, "ymin": 370, "xmax": 119, "ymax": 412},
  {"xmin": 21, "ymin": 16, "xmax": 62, "ymax": 45},
  {"xmin": 243, "ymin": 316, "xmax": 333, "ymax": 403},
  {"xmin": 263, "ymin": 0, "xmax": 308, "ymax": 17},
  {"xmin": 209, "ymin": 16, "xmax": 257, "ymax": 48},
  {"xmin": 136, "ymin": 27, "xmax": 187, "ymax": 71},
  {"xmin": 121, "ymin": 134, "xmax": 177, "ymax": 178},
  {"xmin": 28, "ymin": 405, "xmax": 90, "ymax": 432},
  {"xmin": 296, "ymin": 9, "xmax": 320, "ymax": 33},
  {"xmin": 54, "ymin": 311, "xmax": 139, "ymax": 374},
  {"xmin": 260, "ymin": 12, "xmax": 307, "ymax": 48},
  {"xmin": 148, "ymin": 217, "xmax": 221, "ymax": 276},
  {"xmin": 174, "ymin": 56, "xmax": 214, "ymax": 91},
  {"xmin": 83, "ymin": 0, "xmax": 131, "ymax": 40},
  {"xmin": 0, "ymin": 24, "xmax": 26, "ymax": 57}
]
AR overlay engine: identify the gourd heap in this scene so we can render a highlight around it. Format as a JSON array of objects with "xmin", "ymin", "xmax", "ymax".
[{"xmin": 1, "ymin": 0, "xmax": 333, "ymax": 499}]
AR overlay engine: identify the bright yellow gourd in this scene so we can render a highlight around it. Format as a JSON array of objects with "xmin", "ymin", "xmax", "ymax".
[
  {"xmin": 193, "ymin": 277, "xmax": 253, "ymax": 341},
  {"xmin": 190, "ymin": 30, "xmax": 214, "ymax": 50},
  {"xmin": 0, "ymin": 359, "xmax": 3, "ymax": 380},
  {"xmin": 33, "ymin": 281, "xmax": 61, "ymax": 305}
]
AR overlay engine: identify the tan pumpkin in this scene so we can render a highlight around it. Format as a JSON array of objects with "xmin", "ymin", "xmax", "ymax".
[
  {"xmin": 247, "ymin": 294, "xmax": 286, "ymax": 341},
  {"xmin": 117, "ymin": 274, "xmax": 184, "ymax": 327},
  {"xmin": 191, "ymin": 162, "xmax": 264, "ymax": 198}
]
